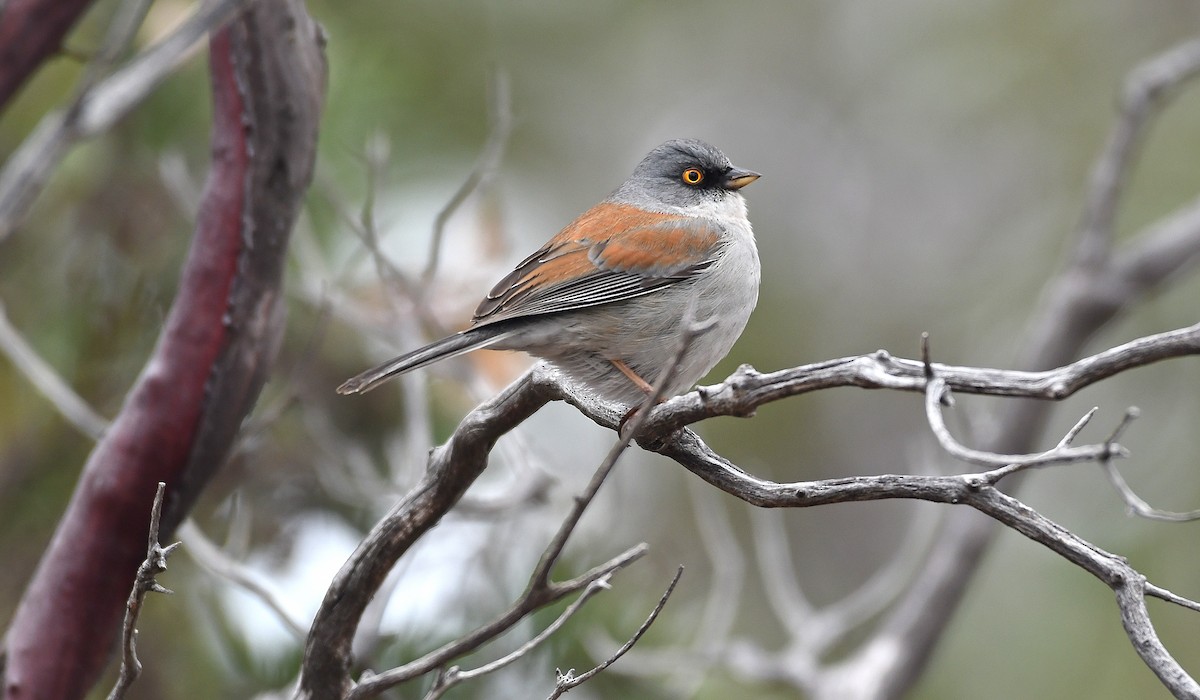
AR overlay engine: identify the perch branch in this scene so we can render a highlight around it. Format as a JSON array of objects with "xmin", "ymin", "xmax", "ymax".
[
  {"xmin": 322, "ymin": 305, "xmax": 711, "ymax": 699},
  {"xmin": 634, "ymin": 321, "xmax": 1200, "ymax": 442},
  {"xmin": 308, "ymin": 304, "xmax": 1200, "ymax": 697}
]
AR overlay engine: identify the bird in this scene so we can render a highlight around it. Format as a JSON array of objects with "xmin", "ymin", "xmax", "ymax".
[{"xmin": 337, "ymin": 138, "xmax": 761, "ymax": 408}]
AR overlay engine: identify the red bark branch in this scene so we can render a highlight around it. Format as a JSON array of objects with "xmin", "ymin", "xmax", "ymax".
[
  {"xmin": 0, "ymin": 0, "xmax": 96, "ymax": 111},
  {"xmin": 0, "ymin": 1, "xmax": 325, "ymax": 698}
]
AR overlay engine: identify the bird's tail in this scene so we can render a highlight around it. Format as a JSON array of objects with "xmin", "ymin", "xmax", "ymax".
[{"xmin": 336, "ymin": 325, "xmax": 512, "ymax": 395}]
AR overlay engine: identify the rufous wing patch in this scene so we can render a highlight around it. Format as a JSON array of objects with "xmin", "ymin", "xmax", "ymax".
[
  {"xmin": 472, "ymin": 202, "xmax": 722, "ymax": 323},
  {"xmin": 590, "ymin": 215, "xmax": 720, "ymax": 278}
]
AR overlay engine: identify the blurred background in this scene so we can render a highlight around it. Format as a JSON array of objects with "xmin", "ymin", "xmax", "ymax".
[{"xmin": 2, "ymin": 0, "xmax": 1200, "ymax": 698}]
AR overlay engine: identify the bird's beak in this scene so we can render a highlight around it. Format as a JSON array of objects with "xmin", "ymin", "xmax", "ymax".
[{"xmin": 724, "ymin": 167, "xmax": 761, "ymax": 190}]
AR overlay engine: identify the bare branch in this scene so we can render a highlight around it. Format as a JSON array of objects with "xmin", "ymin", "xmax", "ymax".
[
  {"xmin": 0, "ymin": 298, "xmax": 109, "ymax": 439},
  {"xmin": 298, "ymin": 300, "xmax": 714, "ymax": 698},
  {"xmin": 1114, "ymin": 195, "xmax": 1200, "ymax": 295},
  {"xmin": 422, "ymin": 575, "xmax": 614, "ymax": 700},
  {"xmin": 79, "ymin": 0, "xmax": 259, "ymax": 134},
  {"xmin": 637, "ymin": 322, "xmax": 1200, "ymax": 439},
  {"xmin": 1113, "ymin": 578, "xmax": 1200, "ymax": 699},
  {"xmin": 1146, "ymin": 584, "xmax": 1200, "ymax": 615},
  {"xmin": 298, "ymin": 304, "xmax": 1200, "ymax": 698},
  {"xmin": 749, "ymin": 507, "xmax": 812, "ymax": 633},
  {"xmin": 646, "ymin": 424, "xmax": 1200, "ymax": 694},
  {"xmin": 72, "ymin": 0, "xmax": 154, "ymax": 100},
  {"xmin": 177, "ymin": 519, "xmax": 308, "ymax": 641},
  {"xmin": 923, "ymin": 376, "xmax": 1121, "ymax": 474},
  {"xmin": 0, "ymin": 0, "xmax": 93, "ymax": 110},
  {"xmin": 839, "ymin": 36, "xmax": 1200, "ymax": 700},
  {"xmin": 1075, "ymin": 37, "xmax": 1200, "ymax": 268},
  {"xmin": 318, "ymin": 40, "xmax": 1200, "ymax": 698},
  {"xmin": 313, "ymin": 308, "xmax": 1200, "ymax": 696},
  {"xmin": 1099, "ymin": 455, "xmax": 1200, "ymax": 522},
  {"xmin": 546, "ymin": 566, "xmax": 685, "ymax": 699},
  {"xmin": 344, "ymin": 137, "xmax": 420, "ymax": 306},
  {"xmin": 107, "ymin": 483, "xmax": 181, "ymax": 700},
  {"xmin": 299, "ymin": 368, "xmax": 573, "ymax": 699},
  {"xmin": 346, "ymin": 544, "xmax": 648, "ymax": 699},
  {"xmin": 532, "ymin": 302, "xmax": 712, "ymax": 586}
]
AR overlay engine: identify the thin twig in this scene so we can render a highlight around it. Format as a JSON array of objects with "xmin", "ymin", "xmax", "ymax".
[
  {"xmin": 422, "ymin": 68, "xmax": 513, "ymax": 285},
  {"xmin": 346, "ymin": 544, "xmax": 648, "ymax": 699},
  {"xmin": 107, "ymin": 483, "xmax": 181, "ymax": 700},
  {"xmin": 0, "ymin": 299, "xmax": 109, "ymax": 439},
  {"xmin": 1091, "ymin": 408, "xmax": 1192, "ymax": 520},
  {"xmin": 666, "ymin": 476, "xmax": 743, "ymax": 694},
  {"xmin": 546, "ymin": 566, "xmax": 685, "ymax": 699},
  {"xmin": 641, "ymin": 410, "xmax": 1200, "ymax": 696},
  {"xmin": 353, "ymin": 133, "xmax": 418, "ymax": 303},
  {"xmin": 1146, "ymin": 583, "xmax": 1200, "ymax": 614},
  {"xmin": 530, "ymin": 302, "xmax": 715, "ymax": 589},
  {"xmin": 1099, "ymin": 456, "xmax": 1200, "ymax": 522},
  {"xmin": 922, "ymin": 375, "xmax": 1126, "ymax": 475},
  {"xmin": 345, "ymin": 304, "xmax": 713, "ymax": 699},
  {"xmin": 422, "ymin": 576, "xmax": 615, "ymax": 700},
  {"xmin": 1106, "ymin": 406, "xmax": 1141, "ymax": 445},
  {"xmin": 177, "ymin": 520, "xmax": 307, "ymax": 641},
  {"xmin": 1058, "ymin": 407, "xmax": 1100, "ymax": 447},
  {"xmin": 71, "ymin": 0, "xmax": 155, "ymax": 102},
  {"xmin": 749, "ymin": 507, "xmax": 813, "ymax": 633}
]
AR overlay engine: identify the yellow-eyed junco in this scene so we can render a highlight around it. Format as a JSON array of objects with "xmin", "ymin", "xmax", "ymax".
[{"xmin": 338, "ymin": 138, "xmax": 761, "ymax": 407}]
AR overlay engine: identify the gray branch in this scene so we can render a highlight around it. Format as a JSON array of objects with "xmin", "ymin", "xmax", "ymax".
[{"xmin": 331, "ymin": 309, "xmax": 1200, "ymax": 699}]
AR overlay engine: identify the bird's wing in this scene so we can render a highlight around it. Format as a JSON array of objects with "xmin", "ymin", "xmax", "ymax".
[{"xmin": 473, "ymin": 202, "xmax": 723, "ymax": 325}]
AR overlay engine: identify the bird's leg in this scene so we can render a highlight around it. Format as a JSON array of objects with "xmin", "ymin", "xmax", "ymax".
[
  {"xmin": 610, "ymin": 359, "xmax": 655, "ymax": 395},
  {"xmin": 611, "ymin": 359, "xmax": 659, "ymax": 436}
]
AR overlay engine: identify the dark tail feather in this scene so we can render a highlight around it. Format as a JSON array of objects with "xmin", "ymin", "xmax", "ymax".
[{"xmin": 336, "ymin": 326, "xmax": 512, "ymax": 395}]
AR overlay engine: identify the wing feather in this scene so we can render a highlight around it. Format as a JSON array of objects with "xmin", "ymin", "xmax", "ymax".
[{"xmin": 473, "ymin": 203, "xmax": 722, "ymax": 325}]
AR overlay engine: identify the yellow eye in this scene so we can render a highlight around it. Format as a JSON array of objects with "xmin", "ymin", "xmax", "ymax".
[{"xmin": 682, "ymin": 167, "xmax": 704, "ymax": 185}]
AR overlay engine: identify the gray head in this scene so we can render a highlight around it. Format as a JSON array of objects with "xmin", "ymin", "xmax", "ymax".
[{"xmin": 610, "ymin": 138, "xmax": 760, "ymax": 211}]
